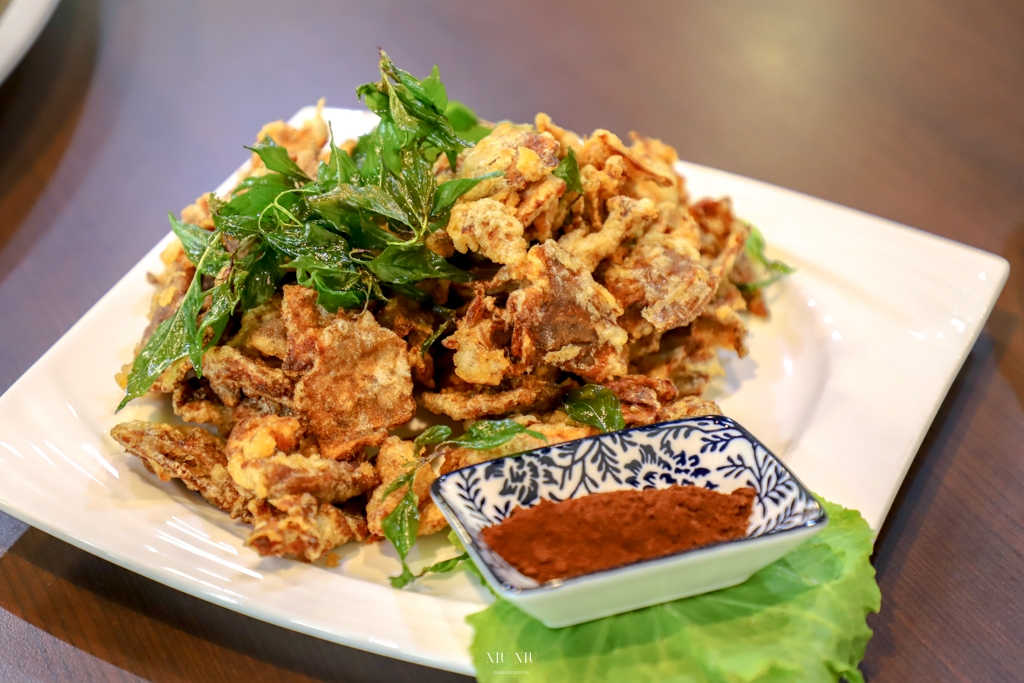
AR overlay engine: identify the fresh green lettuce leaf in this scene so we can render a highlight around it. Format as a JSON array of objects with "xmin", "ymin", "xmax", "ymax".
[{"xmin": 467, "ymin": 499, "xmax": 880, "ymax": 683}]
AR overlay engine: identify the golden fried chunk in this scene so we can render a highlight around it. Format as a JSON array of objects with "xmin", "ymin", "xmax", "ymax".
[
  {"xmin": 535, "ymin": 113, "xmax": 583, "ymax": 157},
  {"xmin": 578, "ymin": 129, "xmax": 677, "ymax": 189},
  {"xmin": 110, "ymin": 421, "xmax": 248, "ymax": 520},
  {"xmin": 172, "ymin": 379, "xmax": 236, "ymax": 436},
  {"xmin": 447, "ymin": 198, "xmax": 528, "ymax": 265},
  {"xmin": 247, "ymin": 494, "xmax": 368, "ymax": 562},
  {"xmin": 443, "ymin": 295, "xmax": 511, "ymax": 386},
  {"xmin": 293, "ymin": 310, "xmax": 415, "ymax": 460},
  {"xmin": 281, "ymin": 284, "xmax": 328, "ymax": 373},
  {"xmin": 377, "ymin": 295, "xmax": 442, "ymax": 388},
  {"xmin": 366, "ymin": 437, "xmax": 448, "ymax": 538},
  {"xmin": 422, "ymin": 373, "xmax": 576, "ymax": 421},
  {"xmin": 559, "ymin": 196, "xmax": 658, "ymax": 272},
  {"xmin": 226, "ymin": 416, "xmax": 379, "ymax": 503},
  {"xmin": 250, "ymin": 99, "xmax": 329, "ymax": 179},
  {"xmin": 657, "ymin": 396, "xmax": 723, "ymax": 421},
  {"xmin": 495, "ymin": 241, "xmax": 628, "ymax": 382},
  {"xmin": 229, "ymin": 294, "xmax": 287, "ymax": 360},
  {"xmin": 202, "ymin": 346, "xmax": 294, "ymax": 409},
  {"xmin": 516, "ymin": 176, "xmax": 566, "ymax": 230},
  {"xmin": 603, "ymin": 243, "xmax": 716, "ymax": 334},
  {"xmin": 455, "ymin": 122, "xmax": 560, "ymax": 200},
  {"xmin": 604, "ymin": 375, "xmax": 678, "ymax": 426}
]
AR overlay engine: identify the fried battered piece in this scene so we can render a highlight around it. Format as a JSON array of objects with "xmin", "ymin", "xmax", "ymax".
[
  {"xmin": 604, "ymin": 375, "xmax": 679, "ymax": 426},
  {"xmin": 443, "ymin": 295, "xmax": 511, "ymax": 386},
  {"xmin": 603, "ymin": 242, "xmax": 716, "ymax": 334},
  {"xmin": 111, "ymin": 421, "xmax": 248, "ymax": 520},
  {"xmin": 515, "ymin": 176, "xmax": 566, "ymax": 231},
  {"xmin": 558, "ymin": 196, "xmax": 658, "ymax": 272},
  {"xmin": 293, "ymin": 310, "xmax": 415, "ymax": 459},
  {"xmin": 247, "ymin": 493, "xmax": 369, "ymax": 562},
  {"xmin": 226, "ymin": 416, "xmax": 379, "ymax": 503},
  {"xmin": 422, "ymin": 372, "xmax": 576, "ymax": 421},
  {"xmin": 281, "ymin": 284, "xmax": 329, "ymax": 373},
  {"xmin": 202, "ymin": 346, "xmax": 294, "ymax": 409},
  {"xmin": 578, "ymin": 130, "xmax": 677, "ymax": 189},
  {"xmin": 657, "ymin": 396, "xmax": 723, "ymax": 420},
  {"xmin": 534, "ymin": 113, "xmax": 583, "ymax": 157},
  {"xmin": 377, "ymin": 295, "xmax": 442, "ymax": 388},
  {"xmin": 447, "ymin": 198, "xmax": 528, "ymax": 265},
  {"xmin": 455, "ymin": 122, "xmax": 560, "ymax": 201},
  {"xmin": 172, "ymin": 378, "xmax": 236, "ymax": 436},
  {"xmin": 229, "ymin": 295, "xmax": 287, "ymax": 360},
  {"xmin": 495, "ymin": 241, "xmax": 628, "ymax": 382}
]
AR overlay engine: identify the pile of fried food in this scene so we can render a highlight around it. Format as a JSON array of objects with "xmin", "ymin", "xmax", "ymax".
[{"xmin": 111, "ymin": 104, "xmax": 771, "ymax": 565}]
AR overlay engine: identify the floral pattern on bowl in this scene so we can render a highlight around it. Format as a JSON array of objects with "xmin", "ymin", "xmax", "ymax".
[{"xmin": 432, "ymin": 415, "xmax": 827, "ymax": 596}]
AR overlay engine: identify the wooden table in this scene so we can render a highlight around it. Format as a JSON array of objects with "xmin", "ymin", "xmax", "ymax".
[{"xmin": 1, "ymin": 0, "xmax": 1021, "ymax": 680}]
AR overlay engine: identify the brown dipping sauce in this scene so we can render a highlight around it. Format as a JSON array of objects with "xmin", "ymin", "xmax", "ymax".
[{"xmin": 480, "ymin": 485, "xmax": 756, "ymax": 583}]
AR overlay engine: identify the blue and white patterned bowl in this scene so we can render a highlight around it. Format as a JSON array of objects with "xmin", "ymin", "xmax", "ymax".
[{"xmin": 430, "ymin": 415, "xmax": 828, "ymax": 627}]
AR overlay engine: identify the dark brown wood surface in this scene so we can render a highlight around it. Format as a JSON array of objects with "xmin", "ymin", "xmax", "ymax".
[{"xmin": 1, "ymin": 0, "xmax": 1022, "ymax": 680}]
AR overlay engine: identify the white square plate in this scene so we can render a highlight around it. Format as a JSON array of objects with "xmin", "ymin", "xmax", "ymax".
[{"xmin": 0, "ymin": 107, "xmax": 1008, "ymax": 676}]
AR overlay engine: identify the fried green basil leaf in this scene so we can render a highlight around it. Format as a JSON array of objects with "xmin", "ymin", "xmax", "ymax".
[
  {"xmin": 168, "ymin": 215, "xmax": 227, "ymax": 274},
  {"xmin": 245, "ymin": 136, "xmax": 311, "ymax": 183},
  {"xmin": 553, "ymin": 147, "xmax": 583, "ymax": 193},
  {"xmin": 468, "ymin": 499, "xmax": 880, "ymax": 683},
  {"xmin": 413, "ymin": 425, "xmax": 453, "ymax": 458},
  {"xmin": 431, "ymin": 171, "xmax": 502, "ymax": 216},
  {"xmin": 367, "ymin": 243, "xmax": 470, "ymax": 284},
  {"xmin": 382, "ymin": 485, "xmax": 421, "ymax": 589},
  {"xmin": 316, "ymin": 129, "xmax": 358, "ymax": 191},
  {"xmin": 451, "ymin": 418, "xmax": 545, "ymax": 451},
  {"xmin": 738, "ymin": 223, "xmax": 796, "ymax": 291},
  {"xmin": 307, "ymin": 183, "xmax": 411, "ymax": 228},
  {"xmin": 445, "ymin": 100, "xmax": 492, "ymax": 143},
  {"xmin": 220, "ymin": 173, "xmax": 298, "ymax": 220},
  {"xmin": 562, "ymin": 384, "xmax": 626, "ymax": 433}
]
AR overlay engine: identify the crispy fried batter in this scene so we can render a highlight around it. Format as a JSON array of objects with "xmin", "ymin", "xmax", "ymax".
[
  {"xmin": 202, "ymin": 345, "xmax": 294, "ymax": 409},
  {"xmin": 172, "ymin": 378, "xmax": 236, "ymax": 436},
  {"xmin": 281, "ymin": 284, "xmax": 328, "ymax": 373},
  {"xmin": 559, "ymin": 196, "xmax": 658, "ymax": 272},
  {"xmin": 603, "ymin": 242, "xmax": 716, "ymax": 334},
  {"xmin": 657, "ymin": 396, "xmax": 723, "ymax": 420},
  {"xmin": 443, "ymin": 295, "xmax": 511, "ymax": 386},
  {"xmin": 293, "ymin": 310, "xmax": 415, "ymax": 459},
  {"xmin": 111, "ymin": 421, "xmax": 248, "ymax": 520},
  {"xmin": 456, "ymin": 122, "xmax": 560, "ymax": 201},
  {"xmin": 495, "ymin": 241, "xmax": 628, "ymax": 382},
  {"xmin": 229, "ymin": 294, "xmax": 287, "ymax": 360},
  {"xmin": 247, "ymin": 494, "xmax": 368, "ymax": 562},
  {"xmin": 226, "ymin": 416, "xmax": 379, "ymax": 503},
  {"xmin": 447, "ymin": 197, "xmax": 528, "ymax": 265},
  {"xmin": 377, "ymin": 296, "xmax": 441, "ymax": 388},
  {"xmin": 604, "ymin": 375, "xmax": 678, "ymax": 426},
  {"xmin": 421, "ymin": 373, "xmax": 576, "ymax": 421}
]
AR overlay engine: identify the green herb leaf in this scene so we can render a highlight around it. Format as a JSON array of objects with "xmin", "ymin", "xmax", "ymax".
[
  {"xmin": 420, "ymin": 311, "xmax": 454, "ymax": 354},
  {"xmin": 450, "ymin": 418, "xmax": 546, "ymax": 451},
  {"xmin": 468, "ymin": 499, "xmax": 881, "ymax": 683},
  {"xmin": 562, "ymin": 384, "xmax": 626, "ymax": 433},
  {"xmin": 245, "ymin": 137, "xmax": 312, "ymax": 183},
  {"xmin": 431, "ymin": 171, "xmax": 502, "ymax": 217},
  {"xmin": 738, "ymin": 223, "xmax": 796, "ymax": 291},
  {"xmin": 444, "ymin": 100, "xmax": 492, "ymax": 143},
  {"xmin": 220, "ymin": 173, "xmax": 298, "ymax": 220},
  {"xmin": 168, "ymin": 215, "xmax": 224, "ymax": 273},
  {"xmin": 368, "ymin": 243, "xmax": 471, "ymax": 284},
  {"xmin": 307, "ymin": 183, "xmax": 411, "ymax": 229},
  {"xmin": 316, "ymin": 127, "xmax": 358, "ymax": 191},
  {"xmin": 382, "ymin": 485, "xmax": 421, "ymax": 589},
  {"xmin": 553, "ymin": 147, "xmax": 583, "ymax": 193},
  {"xmin": 413, "ymin": 425, "xmax": 453, "ymax": 458}
]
